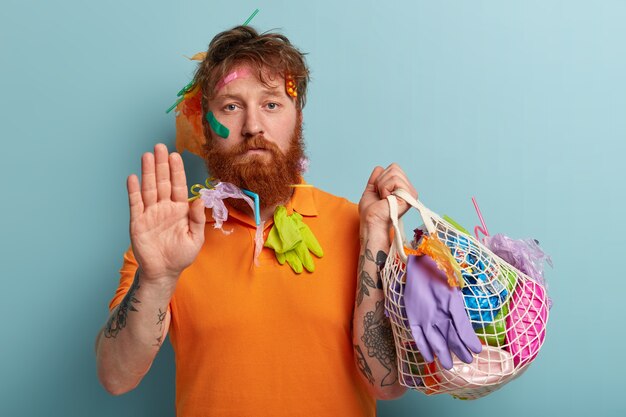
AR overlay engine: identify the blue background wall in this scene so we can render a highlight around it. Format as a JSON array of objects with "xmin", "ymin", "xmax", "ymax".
[{"xmin": 1, "ymin": 0, "xmax": 624, "ymax": 415}]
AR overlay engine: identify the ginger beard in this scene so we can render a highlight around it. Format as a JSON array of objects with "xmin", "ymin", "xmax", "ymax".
[{"xmin": 204, "ymin": 112, "xmax": 305, "ymax": 212}]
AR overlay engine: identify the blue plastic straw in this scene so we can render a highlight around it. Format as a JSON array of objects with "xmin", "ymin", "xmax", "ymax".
[{"xmin": 242, "ymin": 189, "xmax": 261, "ymax": 226}]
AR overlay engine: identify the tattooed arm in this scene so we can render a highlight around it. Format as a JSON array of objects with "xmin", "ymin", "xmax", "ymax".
[
  {"xmin": 353, "ymin": 164, "xmax": 417, "ymax": 400},
  {"xmin": 95, "ymin": 267, "xmax": 174, "ymax": 395},
  {"xmin": 96, "ymin": 144, "xmax": 205, "ymax": 395},
  {"xmin": 353, "ymin": 232, "xmax": 406, "ymax": 399}
]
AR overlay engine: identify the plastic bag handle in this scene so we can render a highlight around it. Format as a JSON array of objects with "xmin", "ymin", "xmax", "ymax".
[{"xmin": 386, "ymin": 189, "xmax": 439, "ymax": 264}]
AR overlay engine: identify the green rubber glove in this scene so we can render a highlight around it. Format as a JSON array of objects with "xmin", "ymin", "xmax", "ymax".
[{"xmin": 265, "ymin": 206, "xmax": 324, "ymax": 273}]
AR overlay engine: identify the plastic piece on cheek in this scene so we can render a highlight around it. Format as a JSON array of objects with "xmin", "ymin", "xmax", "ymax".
[
  {"xmin": 241, "ymin": 189, "xmax": 260, "ymax": 226},
  {"xmin": 417, "ymin": 234, "xmax": 463, "ymax": 288},
  {"xmin": 206, "ymin": 112, "xmax": 230, "ymax": 139}
]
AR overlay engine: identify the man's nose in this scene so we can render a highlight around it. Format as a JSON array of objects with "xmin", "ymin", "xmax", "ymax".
[{"xmin": 242, "ymin": 108, "xmax": 264, "ymax": 137}]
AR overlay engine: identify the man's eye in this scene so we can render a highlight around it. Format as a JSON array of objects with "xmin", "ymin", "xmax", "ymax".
[
  {"xmin": 225, "ymin": 104, "xmax": 237, "ymax": 111},
  {"xmin": 267, "ymin": 102, "xmax": 279, "ymax": 110}
]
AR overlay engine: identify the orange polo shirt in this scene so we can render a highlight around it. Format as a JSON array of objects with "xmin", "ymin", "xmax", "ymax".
[{"xmin": 109, "ymin": 186, "xmax": 376, "ymax": 417}]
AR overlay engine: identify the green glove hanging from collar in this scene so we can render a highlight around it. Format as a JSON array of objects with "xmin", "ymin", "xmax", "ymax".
[{"xmin": 264, "ymin": 206, "xmax": 324, "ymax": 273}]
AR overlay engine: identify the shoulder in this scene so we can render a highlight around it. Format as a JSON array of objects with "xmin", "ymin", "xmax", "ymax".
[
  {"xmin": 311, "ymin": 187, "xmax": 358, "ymax": 216},
  {"xmin": 308, "ymin": 187, "xmax": 360, "ymax": 237}
]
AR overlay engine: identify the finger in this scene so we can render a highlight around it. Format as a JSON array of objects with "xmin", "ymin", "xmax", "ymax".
[
  {"xmin": 376, "ymin": 164, "xmax": 418, "ymax": 213},
  {"xmin": 188, "ymin": 198, "xmax": 206, "ymax": 239},
  {"xmin": 410, "ymin": 325, "xmax": 434, "ymax": 363},
  {"xmin": 376, "ymin": 164, "xmax": 416, "ymax": 198},
  {"xmin": 450, "ymin": 295, "xmax": 483, "ymax": 355},
  {"xmin": 366, "ymin": 166, "xmax": 385, "ymax": 188},
  {"xmin": 295, "ymin": 242, "xmax": 314, "ymax": 272},
  {"xmin": 425, "ymin": 325, "xmax": 453, "ymax": 370},
  {"xmin": 299, "ymin": 223, "xmax": 323, "ymax": 257},
  {"xmin": 141, "ymin": 152, "xmax": 157, "ymax": 207},
  {"xmin": 276, "ymin": 251, "xmax": 287, "ymax": 265},
  {"xmin": 286, "ymin": 250, "xmax": 303, "ymax": 273},
  {"xmin": 127, "ymin": 174, "xmax": 144, "ymax": 220},
  {"xmin": 154, "ymin": 144, "xmax": 171, "ymax": 201},
  {"xmin": 436, "ymin": 319, "xmax": 473, "ymax": 365},
  {"xmin": 361, "ymin": 166, "xmax": 385, "ymax": 198},
  {"xmin": 377, "ymin": 174, "xmax": 412, "ymax": 199},
  {"xmin": 169, "ymin": 152, "xmax": 188, "ymax": 202}
]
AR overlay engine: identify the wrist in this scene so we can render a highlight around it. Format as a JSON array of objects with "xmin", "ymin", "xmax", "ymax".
[
  {"xmin": 137, "ymin": 268, "xmax": 179, "ymax": 293},
  {"xmin": 360, "ymin": 222, "xmax": 390, "ymax": 249}
]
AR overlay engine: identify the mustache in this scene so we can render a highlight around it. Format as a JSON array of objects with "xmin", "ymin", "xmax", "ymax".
[{"xmin": 233, "ymin": 135, "xmax": 281, "ymax": 154}]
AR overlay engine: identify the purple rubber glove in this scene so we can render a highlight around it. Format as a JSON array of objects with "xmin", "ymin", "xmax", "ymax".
[{"xmin": 405, "ymin": 254, "xmax": 482, "ymax": 370}]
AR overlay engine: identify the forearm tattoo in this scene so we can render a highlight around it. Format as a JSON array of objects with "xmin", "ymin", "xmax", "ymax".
[
  {"xmin": 153, "ymin": 308, "xmax": 167, "ymax": 347},
  {"xmin": 356, "ymin": 243, "xmax": 397, "ymax": 386},
  {"xmin": 104, "ymin": 271, "xmax": 141, "ymax": 338},
  {"xmin": 375, "ymin": 251, "xmax": 387, "ymax": 290},
  {"xmin": 354, "ymin": 345, "xmax": 375, "ymax": 384},
  {"xmin": 357, "ymin": 245, "xmax": 384, "ymax": 306},
  {"xmin": 357, "ymin": 267, "xmax": 376, "ymax": 307},
  {"xmin": 361, "ymin": 300, "xmax": 398, "ymax": 386}
]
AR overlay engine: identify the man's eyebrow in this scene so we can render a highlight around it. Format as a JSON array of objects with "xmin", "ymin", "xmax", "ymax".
[
  {"xmin": 260, "ymin": 87, "xmax": 286, "ymax": 98},
  {"xmin": 213, "ymin": 88, "xmax": 285, "ymax": 101},
  {"xmin": 214, "ymin": 94, "xmax": 242, "ymax": 101}
]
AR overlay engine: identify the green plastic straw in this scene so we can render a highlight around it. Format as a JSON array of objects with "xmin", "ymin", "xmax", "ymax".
[{"xmin": 243, "ymin": 8, "xmax": 259, "ymax": 26}]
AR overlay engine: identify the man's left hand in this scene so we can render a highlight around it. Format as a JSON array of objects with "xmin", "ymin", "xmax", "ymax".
[{"xmin": 358, "ymin": 163, "xmax": 418, "ymax": 234}]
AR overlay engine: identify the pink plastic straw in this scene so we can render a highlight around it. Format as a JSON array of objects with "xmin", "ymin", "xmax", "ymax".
[{"xmin": 472, "ymin": 196, "xmax": 490, "ymax": 242}]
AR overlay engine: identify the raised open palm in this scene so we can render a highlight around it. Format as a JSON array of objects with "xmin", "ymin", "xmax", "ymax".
[{"xmin": 127, "ymin": 144, "xmax": 206, "ymax": 282}]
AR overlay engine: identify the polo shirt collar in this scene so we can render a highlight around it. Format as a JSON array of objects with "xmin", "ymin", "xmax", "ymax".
[{"xmin": 204, "ymin": 183, "xmax": 318, "ymax": 228}]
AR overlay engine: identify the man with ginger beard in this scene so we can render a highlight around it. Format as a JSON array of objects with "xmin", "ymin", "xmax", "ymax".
[
  {"xmin": 204, "ymin": 112, "xmax": 306, "ymax": 212},
  {"xmin": 96, "ymin": 26, "xmax": 420, "ymax": 417}
]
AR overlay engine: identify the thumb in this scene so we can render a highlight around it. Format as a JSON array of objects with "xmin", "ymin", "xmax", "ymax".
[
  {"xmin": 365, "ymin": 166, "xmax": 385, "ymax": 193},
  {"xmin": 189, "ymin": 198, "xmax": 206, "ymax": 238},
  {"xmin": 360, "ymin": 166, "xmax": 385, "ymax": 211}
]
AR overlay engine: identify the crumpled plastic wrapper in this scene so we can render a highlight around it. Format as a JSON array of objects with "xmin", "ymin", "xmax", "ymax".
[
  {"xmin": 485, "ymin": 233, "xmax": 553, "ymax": 309},
  {"xmin": 484, "ymin": 234, "xmax": 552, "ymax": 286},
  {"xmin": 199, "ymin": 182, "xmax": 255, "ymax": 232},
  {"xmin": 199, "ymin": 182, "xmax": 264, "ymax": 264}
]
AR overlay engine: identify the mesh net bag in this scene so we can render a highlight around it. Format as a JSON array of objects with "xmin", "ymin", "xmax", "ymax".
[{"xmin": 382, "ymin": 189, "xmax": 549, "ymax": 400}]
